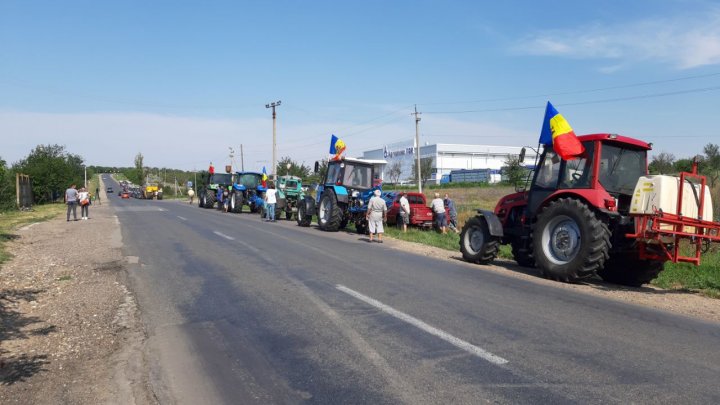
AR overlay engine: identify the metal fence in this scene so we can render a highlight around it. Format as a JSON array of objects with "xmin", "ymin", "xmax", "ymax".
[{"xmin": 16, "ymin": 173, "xmax": 33, "ymax": 210}]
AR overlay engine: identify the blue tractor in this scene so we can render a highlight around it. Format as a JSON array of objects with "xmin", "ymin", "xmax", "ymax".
[
  {"xmin": 297, "ymin": 157, "xmax": 385, "ymax": 233},
  {"xmin": 228, "ymin": 171, "xmax": 267, "ymax": 214}
]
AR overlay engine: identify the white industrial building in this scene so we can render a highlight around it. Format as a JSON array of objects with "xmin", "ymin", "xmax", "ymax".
[{"xmin": 361, "ymin": 140, "xmax": 537, "ymax": 184}]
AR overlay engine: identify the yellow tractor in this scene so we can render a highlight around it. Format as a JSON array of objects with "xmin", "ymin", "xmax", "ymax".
[{"xmin": 143, "ymin": 184, "xmax": 163, "ymax": 200}]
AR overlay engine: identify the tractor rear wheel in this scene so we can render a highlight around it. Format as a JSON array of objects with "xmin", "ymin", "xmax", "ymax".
[
  {"xmin": 532, "ymin": 198, "xmax": 610, "ymax": 282},
  {"xmin": 318, "ymin": 193, "xmax": 342, "ymax": 231},
  {"xmin": 511, "ymin": 241, "xmax": 535, "ymax": 267},
  {"xmin": 297, "ymin": 202, "xmax": 311, "ymax": 227},
  {"xmin": 229, "ymin": 192, "xmax": 242, "ymax": 213},
  {"xmin": 459, "ymin": 216, "xmax": 499, "ymax": 264},
  {"xmin": 204, "ymin": 191, "xmax": 217, "ymax": 209},
  {"xmin": 598, "ymin": 251, "xmax": 664, "ymax": 287},
  {"xmin": 285, "ymin": 209, "xmax": 292, "ymax": 220}
]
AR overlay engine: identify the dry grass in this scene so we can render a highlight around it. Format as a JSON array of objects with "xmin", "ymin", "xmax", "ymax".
[
  {"xmin": 406, "ymin": 186, "xmax": 514, "ymax": 228},
  {"xmin": 0, "ymin": 204, "xmax": 65, "ymax": 265}
]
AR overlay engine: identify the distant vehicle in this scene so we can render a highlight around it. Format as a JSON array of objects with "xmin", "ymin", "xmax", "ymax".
[
  {"xmin": 121, "ymin": 191, "xmax": 130, "ymax": 199},
  {"xmin": 106, "ymin": 186, "xmax": 113, "ymax": 193}
]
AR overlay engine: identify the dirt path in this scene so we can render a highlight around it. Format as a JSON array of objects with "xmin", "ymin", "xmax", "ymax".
[{"xmin": 0, "ymin": 184, "xmax": 153, "ymax": 404}]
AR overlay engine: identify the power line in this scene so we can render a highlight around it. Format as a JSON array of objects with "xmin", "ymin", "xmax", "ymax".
[
  {"xmin": 424, "ymin": 85, "xmax": 720, "ymax": 114},
  {"xmin": 418, "ymin": 71, "xmax": 720, "ymax": 106}
]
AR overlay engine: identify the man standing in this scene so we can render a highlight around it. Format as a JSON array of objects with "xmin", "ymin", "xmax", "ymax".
[
  {"xmin": 444, "ymin": 193, "xmax": 460, "ymax": 234},
  {"xmin": 264, "ymin": 183, "xmax": 277, "ymax": 222},
  {"xmin": 65, "ymin": 184, "xmax": 79, "ymax": 222},
  {"xmin": 399, "ymin": 192, "xmax": 410, "ymax": 233},
  {"xmin": 95, "ymin": 186, "xmax": 101, "ymax": 205},
  {"xmin": 366, "ymin": 189, "xmax": 387, "ymax": 243},
  {"xmin": 431, "ymin": 192, "xmax": 447, "ymax": 234}
]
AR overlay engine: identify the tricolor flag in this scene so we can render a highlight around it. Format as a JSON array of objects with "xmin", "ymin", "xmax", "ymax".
[
  {"xmin": 329, "ymin": 134, "xmax": 346, "ymax": 161},
  {"xmin": 261, "ymin": 166, "xmax": 268, "ymax": 188},
  {"xmin": 539, "ymin": 102, "xmax": 584, "ymax": 160},
  {"xmin": 209, "ymin": 162, "xmax": 215, "ymax": 175}
]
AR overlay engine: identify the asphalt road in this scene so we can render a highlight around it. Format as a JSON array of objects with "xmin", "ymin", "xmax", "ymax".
[{"xmin": 105, "ymin": 177, "xmax": 720, "ymax": 404}]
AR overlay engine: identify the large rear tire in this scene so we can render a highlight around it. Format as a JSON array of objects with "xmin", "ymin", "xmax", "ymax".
[
  {"xmin": 297, "ymin": 202, "xmax": 311, "ymax": 227},
  {"xmin": 318, "ymin": 193, "xmax": 342, "ymax": 231},
  {"xmin": 532, "ymin": 198, "xmax": 610, "ymax": 282},
  {"xmin": 459, "ymin": 216, "xmax": 499, "ymax": 264},
  {"xmin": 598, "ymin": 251, "xmax": 664, "ymax": 287}
]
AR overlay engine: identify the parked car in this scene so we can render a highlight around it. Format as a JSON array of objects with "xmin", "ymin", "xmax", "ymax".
[
  {"xmin": 121, "ymin": 191, "xmax": 130, "ymax": 199},
  {"xmin": 106, "ymin": 186, "xmax": 113, "ymax": 193},
  {"xmin": 384, "ymin": 191, "xmax": 437, "ymax": 228}
]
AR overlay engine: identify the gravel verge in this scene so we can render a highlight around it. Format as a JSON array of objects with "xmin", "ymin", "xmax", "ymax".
[{"xmin": 0, "ymin": 184, "xmax": 152, "ymax": 404}]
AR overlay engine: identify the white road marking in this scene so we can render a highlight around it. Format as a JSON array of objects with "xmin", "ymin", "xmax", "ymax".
[
  {"xmin": 336, "ymin": 285, "xmax": 508, "ymax": 365},
  {"xmin": 177, "ymin": 216, "xmax": 187, "ymax": 221},
  {"xmin": 213, "ymin": 231, "xmax": 235, "ymax": 241},
  {"xmin": 114, "ymin": 215, "xmax": 120, "ymax": 225},
  {"xmin": 19, "ymin": 222, "xmax": 39, "ymax": 231}
]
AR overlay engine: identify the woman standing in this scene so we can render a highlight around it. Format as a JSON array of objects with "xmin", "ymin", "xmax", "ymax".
[{"xmin": 78, "ymin": 187, "xmax": 91, "ymax": 220}]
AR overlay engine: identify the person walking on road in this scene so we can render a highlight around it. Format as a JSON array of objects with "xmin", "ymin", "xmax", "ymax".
[
  {"xmin": 399, "ymin": 192, "xmax": 410, "ymax": 233},
  {"xmin": 444, "ymin": 193, "xmax": 460, "ymax": 234},
  {"xmin": 78, "ymin": 187, "xmax": 91, "ymax": 220},
  {"xmin": 366, "ymin": 189, "xmax": 387, "ymax": 243},
  {"xmin": 264, "ymin": 184, "xmax": 277, "ymax": 222},
  {"xmin": 431, "ymin": 192, "xmax": 447, "ymax": 234},
  {"xmin": 95, "ymin": 186, "xmax": 101, "ymax": 205},
  {"xmin": 188, "ymin": 187, "xmax": 195, "ymax": 204},
  {"xmin": 65, "ymin": 184, "xmax": 79, "ymax": 222}
]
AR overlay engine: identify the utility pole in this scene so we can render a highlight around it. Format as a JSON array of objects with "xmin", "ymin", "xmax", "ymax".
[
  {"xmin": 413, "ymin": 104, "xmax": 423, "ymax": 194},
  {"xmin": 84, "ymin": 165, "xmax": 87, "ymax": 189},
  {"xmin": 240, "ymin": 144, "xmax": 245, "ymax": 171},
  {"xmin": 265, "ymin": 100, "xmax": 281, "ymax": 181},
  {"xmin": 229, "ymin": 147, "xmax": 235, "ymax": 172}
]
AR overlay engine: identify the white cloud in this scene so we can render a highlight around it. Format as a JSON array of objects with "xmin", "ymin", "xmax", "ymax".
[
  {"xmin": 0, "ymin": 110, "xmax": 536, "ymax": 171},
  {"xmin": 513, "ymin": 9, "xmax": 720, "ymax": 70}
]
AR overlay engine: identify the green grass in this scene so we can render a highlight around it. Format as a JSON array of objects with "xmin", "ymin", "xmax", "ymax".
[
  {"xmin": 0, "ymin": 204, "xmax": 65, "ymax": 266},
  {"xmin": 383, "ymin": 226, "xmax": 461, "ymax": 250},
  {"xmin": 652, "ymin": 247, "xmax": 720, "ymax": 298}
]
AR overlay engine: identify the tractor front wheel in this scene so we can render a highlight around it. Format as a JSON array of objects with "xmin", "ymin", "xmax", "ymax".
[
  {"xmin": 318, "ymin": 193, "xmax": 342, "ymax": 231},
  {"xmin": 532, "ymin": 198, "xmax": 610, "ymax": 282},
  {"xmin": 297, "ymin": 202, "xmax": 311, "ymax": 227},
  {"xmin": 459, "ymin": 216, "xmax": 499, "ymax": 264}
]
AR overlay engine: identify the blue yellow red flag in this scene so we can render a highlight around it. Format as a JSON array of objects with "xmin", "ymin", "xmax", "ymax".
[
  {"xmin": 539, "ymin": 102, "xmax": 584, "ymax": 160},
  {"xmin": 261, "ymin": 166, "xmax": 268, "ymax": 188},
  {"xmin": 329, "ymin": 134, "xmax": 346, "ymax": 161}
]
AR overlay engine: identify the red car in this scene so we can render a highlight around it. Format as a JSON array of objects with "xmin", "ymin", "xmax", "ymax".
[
  {"xmin": 121, "ymin": 191, "xmax": 130, "ymax": 199},
  {"xmin": 384, "ymin": 192, "xmax": 435, "ymax": 228}
]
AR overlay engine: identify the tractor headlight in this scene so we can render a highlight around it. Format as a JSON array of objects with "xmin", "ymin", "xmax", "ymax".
[{"xmin": 351, "ymin": 191, "xmax": 359, "ymax": 198}]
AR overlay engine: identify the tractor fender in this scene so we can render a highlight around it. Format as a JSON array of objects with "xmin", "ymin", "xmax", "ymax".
[
  {"xmin": 302, "ymin": 196, "xmax": 317, "ymax": 216},
  {"xmin": 475, "ymin": 210, "xmax": 504, "ymax": 237},
  {"xmin": 330, "ymin": 185, "xmax": 349, "ymax": 204}
]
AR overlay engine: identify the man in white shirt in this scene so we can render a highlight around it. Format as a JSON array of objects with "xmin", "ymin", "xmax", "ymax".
[
  {"xmin": 264, "ymin": 184, "xmax": 278, "ymax": 222},
  {"xmin": 430, "ymin": 192, "xmax": 447, "ymax": 234},
  {"xmin": 399, "ymin": 192, "xmax": 410, "ymax": 233}
]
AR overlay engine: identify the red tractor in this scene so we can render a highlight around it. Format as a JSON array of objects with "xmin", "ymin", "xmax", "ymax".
[{"xmin": 460, "ymin": 133, "xmax": 719, "ymax": 286}]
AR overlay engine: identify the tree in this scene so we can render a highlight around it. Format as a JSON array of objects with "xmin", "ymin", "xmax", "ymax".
[
  {"xmin": 387, "ymin": 161, "xmax": 402, "ymax": 185},
  {"xmin": 649, "ymin": 152, "xmax": 675, "ymax": 174},
  {"xmin": 673, "ymin": 158, "xmax": 694, "ymax": 174},
  {"xmin": 131, "ymin": 152, "xmax": 145, "ymax": 185},
  {"xmin": 411, "ymin": 157, "xmax": 434, "ymax": 187},
  {"xmin": 503, "ymin": 154, "xmax": 526, "ymax": 186},
  {"xmin": 702, "ymin": 143, "xmax": 720, "ymax": 187},
  {"xmin": 306, "ymin": 158, "xmax": 328, "ymax": 186},
  {"xmin": 13, "ymin": 144, "xmax": 84, "ymax": 203},
  {"xmin": 0, "ymin": 157, "xmax": 16, "ymax": 210},
  {"xmin": 275, "ymin": 156, "xmax": 311, "ymax": 178}
]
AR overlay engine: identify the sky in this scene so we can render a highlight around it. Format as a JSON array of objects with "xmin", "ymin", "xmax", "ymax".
[{"xmin": 2, "ymin": 0, "xmax": 720, "ymax": 173}]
